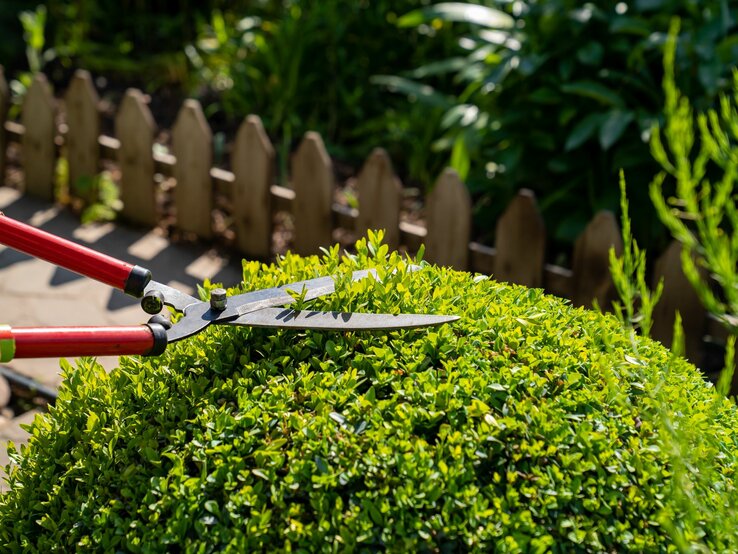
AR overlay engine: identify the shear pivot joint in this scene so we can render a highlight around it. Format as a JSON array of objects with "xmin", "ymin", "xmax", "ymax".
[
  {"xmin": 142, "ymin": 290, "xmax": 164, "ymax": 314},
  {"xmin": 210, "ymin": 288, "xmax": 227, "ymax": 311}
]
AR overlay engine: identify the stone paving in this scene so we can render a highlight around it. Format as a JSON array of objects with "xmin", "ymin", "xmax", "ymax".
[{"xmin": 0, "ymin": 188, "xmax": 244, "ymax": 490}]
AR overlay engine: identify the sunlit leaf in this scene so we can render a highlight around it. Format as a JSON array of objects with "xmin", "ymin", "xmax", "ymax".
[
  {"xmin": 561, "ymin": 81, "xmax": 625, "ymax": 107},
  {"xmin": 599, "ymin": 110, "xmax": 635, "ymax": 150},
  {"xmin": 398, "ymin": 3, "xmax": 514, "ymax": 29}
]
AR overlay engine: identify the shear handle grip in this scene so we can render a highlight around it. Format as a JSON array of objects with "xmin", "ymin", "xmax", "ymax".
[
  {"xmin": 0, "ymin": 324, "xmax": 167, "ymax": 361},
  {"xmin": 0, "ymin": 213, "xmax": 151, "ymax": 297}
]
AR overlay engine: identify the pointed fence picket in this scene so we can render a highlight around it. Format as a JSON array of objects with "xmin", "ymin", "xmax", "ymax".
[
  {"xmin": 21, "ymin": 74, "xmax": 55, "ymax": 201},
  {"xmin": 172, "ymin": 99, "xmax": 213, "ymax": 238},
  {"xmin": 425, "ymin": 168, "xmax": 471, "ymax": 269},
  {"xmin": 65, "ymin": 70, "xmax": 100, "ymax": 196},
  {"xmin": 356, "ymin": 148, "xmax": 401, "ymax": 251},
  {"xmin": 116, "ymin": 89, "xmax": 157, "ymax": 227},
  {"xmin": 0, "ymin": 68, "xmax": 729, "ymax": 384},
  {"xmin": 572, "ymin": 211, "xmax": 622, "ymax": 308},
  {"xmin": 292, "ymin": 132, "xmax": 333, "ymax": 256},
  {"xmin": 232, "ymin": 115, "xmax": 274, "ymax": 258},
  {"xmin": 494, "ymin": 189, "xmax": 545, "ymax": 288}
]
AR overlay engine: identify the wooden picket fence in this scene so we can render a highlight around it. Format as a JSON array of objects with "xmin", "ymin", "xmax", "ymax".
[{"xmin": 0, "ymin": 69, "xmax": 727, "ymax": 376}]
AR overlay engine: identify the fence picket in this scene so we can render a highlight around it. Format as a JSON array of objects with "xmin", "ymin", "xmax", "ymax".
[
  {"xmin": 292, "ymin": 132, "xmax": 333, "ymax": 255},
  {"xmin": 21, "ymin": 74, "xmax": 55, "ymax": 201},
  {"xmin": 572, "ymin": 211, "xmax": 622, "ymax": 308},
  {"xmin": 172, "ymin": 99, "xmax": 213, "ymax": 238},
  {"xmin": 356, "ymin": 148, "xmax": 401, "ymax": 249},
  {"xmin": 65, "ymin": 70, "xmax": 100, "ymax": 196},
  {"xmin": 0, "ymin": 67, "xmax": 8, "ymax": 185},
  {"xmin": 116, "ymin": 89, "xmax": 157, "ymax": 227},
  {"xmin": 232, "ymin": 115, "xmax": 274, "ymax": 258},
  {"xmin": 494, "ymin": 189, "xmax": 545, "ymax": 287},
  {"xmin": 651, "ymin": 240, "xmax": 706, "ymax": 362},
  {"xmin": 425, "ymin": 168, "xmax": 471, "ymax": 269}
]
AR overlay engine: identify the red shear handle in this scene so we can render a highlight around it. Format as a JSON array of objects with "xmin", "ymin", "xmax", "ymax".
[
  {"xmin": 0, "ymin": 324, "xmax": 167, "ymax": 361},
  {"xmin": 0, "ymin": 213, "xmax": 151, "ymax": 297}
]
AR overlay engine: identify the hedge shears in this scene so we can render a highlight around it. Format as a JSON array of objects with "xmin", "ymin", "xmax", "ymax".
[{"xmin": 0, "ymin": 213, "xmax": 458, "ymax": 362}]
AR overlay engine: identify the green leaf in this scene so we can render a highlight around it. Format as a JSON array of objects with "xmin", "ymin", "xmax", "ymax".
[
  {"xmin": 561, "ymin": 81, "xmax": 625, "ymax": 108},
  {"xmin": 397, "ymin": 3, "xmax": 514, "ymax": 29},
  {"xmin": 370, "ymin": 75, "xmax": 450, "ymax": 109},
  {"xmin": 407, "ymin": 57, "xmax": 469, "ymax": 79},
  {"xmin": 576, "ymin": 42, "xmax": 604, "ymax": 66},
  {"xmin": 450, "ymin": 135, "xmax": 471, "ymax": 180},
  {"xmin": 85, "ymin": 412, "xmax": 99, "ymax": 433},
  {"xmin": 599, "ymin": 110, "xmax": 635, "ymax": 150},
  {"xmin": 565, "ymin": 113, "xmax": 606, "ymax": 151},
  {"xmin": 468, "ymin": 398, "xmax": 491, "ymax": 417}
]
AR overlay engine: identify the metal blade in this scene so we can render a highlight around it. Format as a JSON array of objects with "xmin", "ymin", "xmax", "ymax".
[
  {"xmin": 143, "ymin": 281, "xmax": 199, "ymax": 313},
  {"xmin": 164, "ymin": 266, "xmax": 428, "ymax": 342},
  {"xmin": 214, "ymin": 268, "xmax": 381, "ymax": 321},
  {"xmin": 166, "ymin": 302, "xmax": 223, "ymax": 342},
  {"xmin": 226, "ymin": 308, "xmax": 459, "ymax": 331}
]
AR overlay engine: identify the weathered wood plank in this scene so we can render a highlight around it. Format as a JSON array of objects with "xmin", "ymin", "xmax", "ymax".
[
  {"xmin": 232, "ymin": 115, "xmax": 275, "ymax": 258},
  {"xmin": 172, "ymin": 99, "xmax": 213, "ymax": 238},
  {"xmin": 356, "ymin": 148, "xmax": 401, "ymax": 249},
  {"xmin": 572, "ymin": 211, "xmax": 622, "ymax": 309},
  {"xmin": 651, "ymin": 240, "xmax": 706, "ymax": 363},
  {"xmin": 21, "ymin": 74, "xmax": 55, "ymax": 201},
  {"xmin": 116, "ymin": 88, "xmax": 157, "ymax": 226},
  {"xmin": 425, "ymin": 168, "xmax": 471, "ymax": 269},
  {"xmin": 494, "ymin": 189, "xmax": 545, "ymax": 287},
  {"xmin": 292, "ymin": 132, "xmax": 333, "ymax": 255},
  {"xmin": 65, "ymin": 70, "xmax": 99, "ymax": 196},
  {"xmin": 0, "ymin": 66, "xmax": 8, "ymax": 185}
]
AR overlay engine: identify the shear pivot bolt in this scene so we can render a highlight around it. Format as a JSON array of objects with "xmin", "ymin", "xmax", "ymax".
[
  {"xmin": 142, "ymin": 290, "xmax": 164, "ymax": 314},
  {"xmin": 210, "ymin": 288, "xmax": 227, "ymax": 311}
]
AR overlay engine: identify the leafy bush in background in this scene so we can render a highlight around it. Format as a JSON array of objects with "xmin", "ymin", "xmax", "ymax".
[
  {"xmin": 390, "ymin": 1, "xmax": 738, "ymax": 253},
  {"xmin": 186, "ymin": 1, "xmax": 460, "ymax": 180},
  {"xmin": 2, "ymin": 235, "xmax": 738, "ymax": 551},
  {"xmin": 40, "ymin": 0, "xmax": 247, "ymax": 86}
]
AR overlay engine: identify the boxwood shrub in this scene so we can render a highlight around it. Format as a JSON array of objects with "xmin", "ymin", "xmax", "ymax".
[{"xmin": 2, "ymin": 234, "xmax": 738, "ymax": 552}]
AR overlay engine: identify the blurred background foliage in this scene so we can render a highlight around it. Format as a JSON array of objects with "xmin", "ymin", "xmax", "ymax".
[
  {"xmin": 1, "ymin": 1, "xmax": 736, "ymax": 259},
  {"xmin": 388, "ymin": 0, "xmax": 738, "ymax": 255}
]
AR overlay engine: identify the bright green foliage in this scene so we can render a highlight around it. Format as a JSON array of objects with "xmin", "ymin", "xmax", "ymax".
[
  {"xmin": 2, "ymin": 234, "xmax": 738, "ymax": 551},
  {"xmin": 651, "ymin": 20, "xmax": 738, "ymax": 335},
  {"xmin": 609, "ymin": 171, "xmax": 663, "ymax": 337},
  {"xmin": 650, "ymin": 20, "xmax": 738, "ymax": 394}
]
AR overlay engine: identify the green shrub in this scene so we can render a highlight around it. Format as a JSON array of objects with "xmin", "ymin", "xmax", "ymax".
[{"xmin": 2, "ymin": 236, "xmax": 738, "ymax": 551}]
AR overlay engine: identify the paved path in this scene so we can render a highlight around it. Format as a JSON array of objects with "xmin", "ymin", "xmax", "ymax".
[{"xmin": 0, "ymin": 188, "xmax": 244, "ymax": 490}]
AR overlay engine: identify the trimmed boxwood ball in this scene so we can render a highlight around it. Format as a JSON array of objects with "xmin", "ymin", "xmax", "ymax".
[{"xmin": 2, "ymin": 234, "xmax": 738, "ymax": 552}]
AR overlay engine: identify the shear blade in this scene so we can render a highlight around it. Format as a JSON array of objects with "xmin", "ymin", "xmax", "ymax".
[{"xmin": 226, "ymin": 308, "xmax": 459, "ymax": 331}]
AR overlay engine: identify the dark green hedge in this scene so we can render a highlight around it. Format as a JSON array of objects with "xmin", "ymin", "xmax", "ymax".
[{"xmin": 2, "ymin": 236, "xmax": 738, "ymax": 552}]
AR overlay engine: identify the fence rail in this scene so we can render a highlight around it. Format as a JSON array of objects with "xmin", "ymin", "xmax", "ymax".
[{"xmin": 0, "ymin": 69, "xmax": 729, "ymax": 381}]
